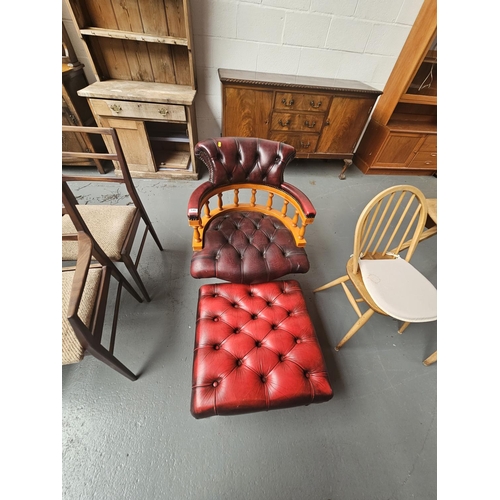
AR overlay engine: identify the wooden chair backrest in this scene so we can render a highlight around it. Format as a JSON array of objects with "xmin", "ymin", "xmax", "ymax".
[
  {"xmin": 62, "ymin": 125, "xmax": 160, "ymax": 244},
  {"xmin": 352, "ymin": 185, "xmax": 428, "ymax": 273},
  {"xmin": 62, "ymin": 125, "xmax": 151, "ymax": 219}
]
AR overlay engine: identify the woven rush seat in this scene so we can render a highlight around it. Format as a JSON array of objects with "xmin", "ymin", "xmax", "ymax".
[
  {"xmin": 191, "ymin": 280, "xmax": 333, "ymax": 418},
  {"xmin": 62, "ymin": 267, "xmax": 102, "ymax": 365},
  {"xmin": 62, "ymin": 205, "xmax": 137, "ymax": 261},
  {"xmin": 190, "ymin": 211, "xmax": 310, "ymax": 284}
]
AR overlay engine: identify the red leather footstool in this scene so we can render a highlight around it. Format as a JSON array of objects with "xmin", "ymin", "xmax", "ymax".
[{"xmin": 191, "ymin": 280, "xmax": 333, "ymax": 418}]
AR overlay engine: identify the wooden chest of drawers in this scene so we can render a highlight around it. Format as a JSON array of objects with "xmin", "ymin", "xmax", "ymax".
[{"xmin": 219, "ymin": 69, "xmax": 382, "ymax": 179}]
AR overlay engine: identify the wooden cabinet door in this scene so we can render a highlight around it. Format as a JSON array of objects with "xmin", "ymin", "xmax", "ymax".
[
  {"xmin": 98, "ymin": 117, "xmax": 156, "ymax": 173},
  {"xmin": 375, "ymin": 132, "xmax": 424, "ymax": 168},
  {"xmin": 317, "ymin": 96, "xmax": 374, "ymax": 153},
  {"xmin": 222, "ymin": 87, "xmax": 273, "ymax": 138}
]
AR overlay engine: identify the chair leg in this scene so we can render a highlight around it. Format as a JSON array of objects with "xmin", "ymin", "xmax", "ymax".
[
  {"xmin": 335, "ymin": 308, "xmax": 375, "ymax": 351},
  {"xmin": 86, "ymin": 344, "xmax": 138, "ymax": 381},
  {"xmin": 423, "ymin": 350, "xmax": 437, "ymax": 366},
  {"xmin": 122, "ymin": 254, "xmax": 151, "ymax": 302},
  {"xmin": 314, "ymin": 275, "xmax": 349, "ymax": 293},
  {"xmin": 398, "ymin": 321, "xmax": 411, "ymax": 334},
  {"xmin": 147, "ymin": 224, "xmax": 164, "ymax": 251}
]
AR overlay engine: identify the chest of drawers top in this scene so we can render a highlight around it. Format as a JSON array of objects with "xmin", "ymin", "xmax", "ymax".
[{"xmin": 218, "ymin": 69, "xmax": 381, "ymax": 97}]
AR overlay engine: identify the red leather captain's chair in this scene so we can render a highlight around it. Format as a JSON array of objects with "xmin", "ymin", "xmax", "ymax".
[{"xmin": 187, "ymin": 137, "xmax": 317, "ymax": 284}]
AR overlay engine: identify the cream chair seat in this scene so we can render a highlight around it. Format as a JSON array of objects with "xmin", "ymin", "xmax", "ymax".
[{"xmin": 359, "ymin": 257, "xmax": 437, "ymax": 323}]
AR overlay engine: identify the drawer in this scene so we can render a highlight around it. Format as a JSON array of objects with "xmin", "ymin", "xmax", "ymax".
[
  {"xmin": 419, "ymin": 134, "xmax": 437, "ymax": 152},
  {"xmin": 408, "ymin": 151, "xmax": 437, "ymax": 169},
  {"xmin": 274, "ymin": 92, "xmax": 331, "ymax": 112},
  {"xmin": 271, "ymin": 112, "xmax": 323, "ymax": 133},
  {"xmin": 89, "ymin": 98, "xmax": 186, "ymax": 122},
  {"xmin": 269, "ymin": 132, "xmax": 319, "ymax": 153}
]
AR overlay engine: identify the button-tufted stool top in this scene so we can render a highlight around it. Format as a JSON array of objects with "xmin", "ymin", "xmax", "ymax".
[{"xmin": 191, "ymin": 280, "xmax": 333, "ymax": 418}]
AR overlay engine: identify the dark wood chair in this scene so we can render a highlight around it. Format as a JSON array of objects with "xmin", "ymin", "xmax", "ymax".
[
  {"xmin": 62, "ymin": 125, "xmax": 163, "ymax": 302},
  {"xmin": 62, "ymin": 231, "xmax": 142, "ymax": 380},
  {"xmin": 186, "ymin": 137, "xmax": 316, "ymax": 284}
]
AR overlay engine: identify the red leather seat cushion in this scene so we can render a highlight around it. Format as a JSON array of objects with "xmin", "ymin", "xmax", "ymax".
[
  {"xmin": 191, "ymin": 280, "xmax": 333, "ymax": 418},
  {"xmin": 190, "ymin": 211, "xmax": 310, "ymax": 284}
]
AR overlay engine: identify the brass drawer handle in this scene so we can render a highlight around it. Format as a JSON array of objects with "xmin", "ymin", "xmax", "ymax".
[
  {"xmin": 158, "ymin": 107, "xmax": 168, "ymax": 117},
  {"xmin": 300, "ymin": 141, "xmax": 311, "ymax": 148},
  {"xmin": 310, "ymin": 100, "xmax": 322, "ymax": 108},
  {"xmin": 304, "ymin": 120, "xmax": 316, "ymax": 128},
  {"xmin": 430, "ymin": 153, "xmax": 437, "ymax": 157},
  {"xmin": 281, "ymin": 98, "xmax": 294, "ymax": 107},
  {"xmin": 278, "ymin": 119, "xmax": 291, "ymax": 127},
  {"xmin": 109, "ymin": 104, "xmax": 122, "ymax": 113}
]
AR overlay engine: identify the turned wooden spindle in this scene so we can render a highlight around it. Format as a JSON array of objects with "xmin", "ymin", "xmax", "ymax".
[
  {"xmin": 266, "ymin": 192, "xmax": 274, "ymax": 210},
  {"xmin": 281, "ymin": 199, "xmax": 289, "ymax": 217},
  {"xmin": 250, "ymin": 189, "xmax": 257, "ymax": 207}
]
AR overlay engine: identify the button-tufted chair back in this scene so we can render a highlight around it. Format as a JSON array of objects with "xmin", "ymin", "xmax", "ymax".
[{"xmin": 195, "ymin": 137, "xmax": 296, "ymax": 187}]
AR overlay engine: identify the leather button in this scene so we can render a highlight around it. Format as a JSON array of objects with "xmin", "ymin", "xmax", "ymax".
[
  {"xmin": 261, "ymin": 376, "xmax": 266, "ymax": 383},
  {"xmin": 212, "ymin": 380, "xmax": 219, "ymax": 387},
  {"xmin": 255, "ymin": 341, "xmax": 262, "ymax": 347},
  {"xmin": 251, "ymin": 314, "xmax": 258, "ymax": 320},
  {"xmin": 279, "ymin": 355, "xmax": 285, "ymax": 362},
  {"xmin": 236, "ymin": 359, "xmax": 243, "ymax": 366},
  {"xmin": 214, "ymin": 344, "xmax": 220, "ymax": 350},
  {"xmin": 304, "ymin": 371, "xmax": 310, "ymax": 378},
  {"xmin": 213, "ymin": 317, "xmax": 219, "ymax": 322},
  {"xmin": 295, "ymin": 338, "xmax": 301, "ymax": 344}
]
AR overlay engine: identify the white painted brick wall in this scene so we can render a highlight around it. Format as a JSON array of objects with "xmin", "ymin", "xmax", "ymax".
[
  {"xmin": 191, "ymin": 0, "xmax": 425, "ymax": 139},
  {"xmin": 62, "ymin": 0, "xmax": 425, "ymax": 144}
]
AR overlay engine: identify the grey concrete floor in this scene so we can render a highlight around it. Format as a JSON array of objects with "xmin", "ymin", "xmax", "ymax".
[{"xmin": 62, "ymin": 160, "xmax": 437, "ymax": 500}]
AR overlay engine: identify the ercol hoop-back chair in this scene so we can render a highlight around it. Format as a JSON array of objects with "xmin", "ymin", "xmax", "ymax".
[
  {"xmin": 187, "ymin": 137, "xmax": 316, "ymax": 284},
  {"xmin": 62, "ymin": 231, "xmax": 140, "ymax": 380},
  {"xmin": 62, "ymin": 125, "xmax": 163, "ymax": 302},
  {"xmin": 314, "ymin": 185, "xmax": 437, "ymax": 365}
]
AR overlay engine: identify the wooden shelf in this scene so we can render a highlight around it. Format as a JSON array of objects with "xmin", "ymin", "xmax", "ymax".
[
  {"xmin": 387, "ymin": 120, "xmax": 437, "ymax": 134},
  {"xmin": 80, "ymin": 27, "xmax": 188, "ymax": 46},
  {"xmin": 149, "ymin": 134, "xmax": 190, "ymax": 143},
  {"xmin": 399, "ymin": 94, "xmax": 437, "ymax": 105},
  {"xmin": 77, "ymin": 80, "xmax": 196, "ymax": 105},
  {"xmin": 156, "ymin": 150, "xmax": 191, "ymax": 170},
  {"xmin": 424, "ymin": 49, "xmax": 437, "ymax": 64}
]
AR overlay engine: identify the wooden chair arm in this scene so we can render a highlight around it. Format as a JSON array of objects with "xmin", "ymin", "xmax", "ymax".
[
  {"xmin": 281, "ymin": 182, "xmax": 316, "ymax": 218},
  {"xmin": 187, "ymin": 181, "xmax": 214, "ymax": 220},
  {"xmin": 188, "ymin": 183, "xmax": 316, "ymax": 250}
]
